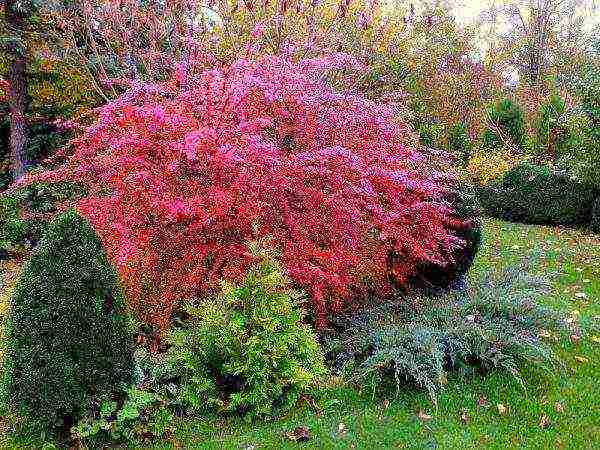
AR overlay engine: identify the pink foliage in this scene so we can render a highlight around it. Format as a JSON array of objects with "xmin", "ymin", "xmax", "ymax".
[{"xmin": 28, "ymin": 55, "xmax": 465, "ymax": 328}]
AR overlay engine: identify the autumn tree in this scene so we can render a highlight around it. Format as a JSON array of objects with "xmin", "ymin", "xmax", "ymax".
[{"xmin": 482, "ymin": 0, "xmax": 598, "ymax": 89}]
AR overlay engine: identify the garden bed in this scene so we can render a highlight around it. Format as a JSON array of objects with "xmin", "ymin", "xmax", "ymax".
[{"xmin": 2, "ymin": 218, "xmax": 599, "ymax": 449}]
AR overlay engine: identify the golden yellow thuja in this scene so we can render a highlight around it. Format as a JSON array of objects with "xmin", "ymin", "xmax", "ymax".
[{"xmin": 467, "ymin": 149, "xmax": 524, "ymax": 186}]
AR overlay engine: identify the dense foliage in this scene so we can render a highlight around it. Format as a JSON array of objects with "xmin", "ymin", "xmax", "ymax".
[
  {"xmin": 161, "ymin": 255, "xmax": 326, "ymax": 418},
  {"xmin": 534, "ymin": 94, "xmax": 568, "ymax": 157},
  {"xmin": 557, "ymin": 111, "xmax": 600, "ymax": 190},
  {"xmin": 483, "ymin": 98, "xmax": 526, "ymax": 150},
  {"xmin": 478, "ymin": 162, "xmax": 599, "ymax": 227},
  {"xmin": 16, "ymin": 55, "xmax": 468, "ymax": 328},
  {"xmin": 70, "ymin": 256, "xmax": 326, "ymax": 445},
  {"xmin": 0, "ymin": 195, "xmax": 28, "ymax": 256},
  {"xmin": 1, "ymin": 2, "xmax": 599, "ymax": 447},
  {"xmin": 1, "ymin": 209, "xmax": 134, "ymax": 434}
]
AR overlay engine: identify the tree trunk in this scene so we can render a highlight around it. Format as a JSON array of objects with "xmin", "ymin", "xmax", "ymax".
[
  {"xmin": 8, "ymin": 54, "xmax": 28, "ymax": 179},
  {"xmin": 5, "ymin": 0, "xmax": 29, "ymax": 180}
]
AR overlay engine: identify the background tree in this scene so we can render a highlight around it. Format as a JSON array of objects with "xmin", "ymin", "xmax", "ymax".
[
  {"xmin": 1, "ymin": 0, "xmax": 37, "ymax": 179},
  {"xmin": 482, "ymin": 0, "xmax": 598, "ymax": 90}
]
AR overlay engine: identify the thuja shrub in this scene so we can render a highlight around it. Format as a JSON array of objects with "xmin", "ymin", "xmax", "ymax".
[
  {"xmin": 2, "ymin": 209, "xmax": 134, "ymax": 435},
  {"xmin": 159, "ymin": 254, "xmax": 327, "ymax": 419},
  {"xmin": 17, "ymin": 55, "xmax": 467, "ymax": 328}
]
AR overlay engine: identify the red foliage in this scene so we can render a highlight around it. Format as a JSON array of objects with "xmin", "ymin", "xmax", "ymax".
[{"xmin": 21, "ymin": 56, "xmax": 465, "ymax": 328}]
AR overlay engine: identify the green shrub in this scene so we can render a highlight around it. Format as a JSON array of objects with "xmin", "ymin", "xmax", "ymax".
[
  {"xmin": 2, "ymin": 209, "xmax": 134, "ymax": 435},
  {"xmin": 321, "ymin": 259, "xmax": 581, "ymax": 404},
  {"xmin": 483, "ymin": 98, "xmax": 526, "ymax": 150},
  {"xmin": 418, "ymin": 122, "xmax": 444, "ymax": 148},
  {"xmin": 0, "ymin": 195, "xmax": 29, "ymax": 255},
  {"xmin": 477, "ymin": 162, "xmax": 598, "ymax": 226},
  {"xmin": 0, "ymin": 182, "xmax": 88, "ymax": 254},
  {"xmin": 71, "ymin": 385, "xmax": 173, "ymax": 444},
  {"xmin": 556, "ymin": 112, "xmax": 600, "ymax": 190},
  {"xmin": 160, "ymin": 255, "xmax": 327, "ymax": 419},
  {"xmin": 70, "ymin": 344, "xmax": 182, "ymax": 446},
  {"xmin": 535, "ymin": 94, "xmax": 568, "ymax": 156},
  {"xmin": 448, "ymin": 122, "xmax": 472, "ymax": 166}
]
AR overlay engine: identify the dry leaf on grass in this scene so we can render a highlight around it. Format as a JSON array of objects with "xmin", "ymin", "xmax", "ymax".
[
  {"xmin": 460, "ymin": 410, "xmax": 470, "ymax": 424},
  {"xmin": 417, "ymin": 410, "xmax": 432, "ymax": 421},
  {"xmin": 539, "ymin": 414, "xmax": 551, "ymax": 429},
  {"xmin": 555, "ymin": 401, "xmax": 564, "ymax": 413},
  {"xmin": 284, "ymin": 426, "xmax": 311, "ymax": 442},
  {"xmin": 477, "ymin": 396, "xmax": 490, "ymax": 408},
  {"xmin": 497, "ymin": 404, "xmax": 508, "ymax": 415}
]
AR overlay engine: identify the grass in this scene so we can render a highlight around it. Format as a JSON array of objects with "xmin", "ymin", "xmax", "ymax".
[{"xmin": 2, "ymin": 218, "xmax": 600, "ymax": 449}]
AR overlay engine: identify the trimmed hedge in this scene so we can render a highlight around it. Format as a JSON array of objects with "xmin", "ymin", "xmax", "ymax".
[
  {"xmin": 2, "ymin": 209, "xmax": 134, "ymax": 434},
  {"xmin": 477, "ymin": 162, "xmax": 599, "ymax": 229}
]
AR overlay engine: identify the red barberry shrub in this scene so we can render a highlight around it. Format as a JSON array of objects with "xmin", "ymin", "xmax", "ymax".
[{"xmin": 18, "ymin": 55, "xmax": 466, "ymax": 329}]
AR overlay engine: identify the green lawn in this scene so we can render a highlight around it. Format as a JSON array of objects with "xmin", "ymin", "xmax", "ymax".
[{"xmin": 2, "ymin": 219, "xmax": 600, "ymax": 449}]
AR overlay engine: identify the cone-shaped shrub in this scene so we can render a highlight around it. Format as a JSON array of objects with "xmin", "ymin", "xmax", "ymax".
[{"xmin": 2, "ymin": 209, "xmax": 134, "ymax": 434}]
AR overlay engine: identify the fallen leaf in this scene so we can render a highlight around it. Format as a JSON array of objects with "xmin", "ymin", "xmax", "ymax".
[
  {"xmin": 575, "ymin": 292, "xmax": 587, "ymax": 299},
  {"xmin": 285, "ymin": 426, "xmax": 311, "ymax": 442},
  {"xmin": 477, "ymin": 396, "xmax": 490, "ymax": 408},
  {"xmin": 460, "ymin": 409, "xmax": 470, "ymax": 424},
  {"xmin": 338, "ymin": 422, "xmax": 347, "ymax": 435},
  {"xmin": 555, "ymin": 401, "xmax": 564, "ymax": 413},
  {"xmin": 539, "ymin": 329, "xmax": 552, "ymax": 338},
  {"xmin": 570, "ymin": 334, "xmax": 582, "ymax": 344},
  {"xmin": 497, "ymin": 404, "xmax": 508, "ymax": 415},
  {"xmin": 382, "ymin": 399, "xmax": 390, "ymax": 410},
  {"xmin": 539, "ymin": 414, "xmax": 550, "ymax": 429},
  {"xmin": 574, "ymin": 356, "xmax": 589, "ymax": 363},
  {"xmin": 417, "ymin": 410, "xmax": 432, "ymax": 421}
]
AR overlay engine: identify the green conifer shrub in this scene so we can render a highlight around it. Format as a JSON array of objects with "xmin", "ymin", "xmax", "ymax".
[{"xmin": 2, "ymin": 209, "xmax": 134, "ymax": 435}]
